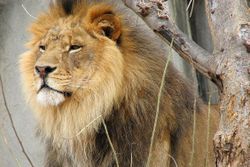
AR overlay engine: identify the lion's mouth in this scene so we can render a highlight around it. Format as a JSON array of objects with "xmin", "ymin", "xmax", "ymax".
[{"xmin": 38, "ymin": 83, "xmax": 72, "ymax": 97}]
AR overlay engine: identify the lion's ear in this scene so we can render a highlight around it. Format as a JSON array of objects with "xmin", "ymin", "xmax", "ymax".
[{"xmin": 84, "ymin": 5, "xmax": 121, "ymax": 42}]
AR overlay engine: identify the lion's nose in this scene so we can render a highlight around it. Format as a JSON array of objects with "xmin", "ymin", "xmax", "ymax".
[{"xmin": 35, "ymin": 66, "xmax": 57, "ymax": 78}]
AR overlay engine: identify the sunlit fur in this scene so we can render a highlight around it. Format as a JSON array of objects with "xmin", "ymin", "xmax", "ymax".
[{"xmin": 19, "ymin": 1, "xmax": 218, "ymax": 167}]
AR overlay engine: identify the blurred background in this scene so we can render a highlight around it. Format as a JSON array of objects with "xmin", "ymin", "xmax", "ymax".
[{"xmin": 0, "ymin": 0, "xmax": 218, "ymax": 166}]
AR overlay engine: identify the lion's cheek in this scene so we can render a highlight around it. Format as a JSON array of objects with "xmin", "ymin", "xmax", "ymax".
[{"xmin": 37, "ymin": 89, "xmax": 65, "ymax": 106}]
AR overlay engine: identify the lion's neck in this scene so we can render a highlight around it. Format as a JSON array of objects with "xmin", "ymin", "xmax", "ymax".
[
  {"xmin": 36, "ymin": 99, "xmax": 110, "ymax": 166},
  {"xmin": 36, "ymin": 96, "xmax": 113, "ymax": 149},
  {"xmin": 35, "ymin": 65, "xmax": 162, "ymax": 166},
  {"xmin": 36, "ymin": 84, "xmax": 159, "ymax": 166}
]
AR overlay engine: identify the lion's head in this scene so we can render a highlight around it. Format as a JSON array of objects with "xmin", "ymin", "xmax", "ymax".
[
  {"xmin": 19, "ymin": 1, "xmax": 159, "ymax": 141},
  {"xmin": 20, "ymin": 3, "xmax": 125, "ymax": 108}
]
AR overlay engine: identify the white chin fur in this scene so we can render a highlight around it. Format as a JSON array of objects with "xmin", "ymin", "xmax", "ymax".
[{"xmin": 37, "ymin": 89, "xmax": 65, "ymax": 106}]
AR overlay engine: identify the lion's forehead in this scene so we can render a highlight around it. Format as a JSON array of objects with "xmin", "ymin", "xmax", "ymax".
[{"xmin": 43, "ymin": 24, "xmax": 88, "ymax": 47}]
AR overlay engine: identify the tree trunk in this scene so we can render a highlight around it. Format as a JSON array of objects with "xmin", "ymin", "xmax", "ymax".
[
  {"xmin": 205, "ymin": 0, "xmax": 250, "ymax": 166},
  {"xmin": 122, "ymin": 0, "xmax": 250, "ymax": 166}
]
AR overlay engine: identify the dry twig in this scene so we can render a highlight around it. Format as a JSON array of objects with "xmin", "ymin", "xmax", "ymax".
[
  {"xmin": 122, "ymin": 0, "xmax": 222, "ymax": 90},
  {"xmin": 0, "ymin": 75, "xmax": 35, "ymax": 167}
]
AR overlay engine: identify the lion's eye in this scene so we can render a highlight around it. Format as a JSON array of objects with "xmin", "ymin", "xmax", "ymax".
[
  {"xmin": 39, "ymin": 45, "xmax": 46, "ymax": 53},
  {"xmin": 69, "ymin": 45, "xmax": 82, "ymax": 54}
]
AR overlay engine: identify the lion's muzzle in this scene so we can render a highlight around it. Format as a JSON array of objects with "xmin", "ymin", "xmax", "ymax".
[{"xmin": 35, "ymin": 66, "xmax": 57, "ymax": 79}]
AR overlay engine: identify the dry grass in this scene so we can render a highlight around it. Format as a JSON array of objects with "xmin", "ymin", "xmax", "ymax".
[
  {"xmin": 146, "ymin": 38, "xmax": 174, "ymax": 167},
  {"xmin": 61, "ymin": 115, "xmax": 102, "ymax": 139},
  {"xmin": 101, "ymin": 117, "xmax": 120, "ymax": 167},
  {"xmin": 205, "ymin": 94, "xmax": 212, "ymax": 167},
  {"xmin": 186, "ymin": 0, "xmax": 195, "ymax": 17}
]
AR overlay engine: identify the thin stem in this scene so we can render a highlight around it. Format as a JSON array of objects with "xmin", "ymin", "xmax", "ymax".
[
  {"xmin": 0, "ymin": 75, "xmax": 35, "ymax": 167},
  {"xmin": 188, "ymin": 60, "xmax": 198, "ymax": 167},
  {"xmin": 101, "ymin": 117, "xmax": 120, "ymax": 167},
  {"xmin": 189, "ymin": 0, "xmax": 195, "ymax": 18},
  {"xmin": 61, "ymin": 115, "xmax": 102, "ymax": 139},
  {"xmin": 146, "ymin": 38, "xmax": 174, "ymax": 167},
  {"xmin": 205, "ymin": 94, "xmax": 212, "ymax": 167},
  {"xmin": 167, "ymin": 154, "xmax": 178, "ymax": 167},
  {"xmin": 19, "ymin": 0, "xmax": 37, "ymax": 20},
  {"xmin": 0, "ymin": 126, "xmax": 22, "ymax": 167},
  {"xmin": 186, "ymin": 0, "xmax": 193, "ymax": 11},
  {"xmin": 130, "ymin": 151, "xmax": 133, "ymax": 167},
  {"xmin": 189, "ymin": 98, "xmax": 197, "ymax": 167}
]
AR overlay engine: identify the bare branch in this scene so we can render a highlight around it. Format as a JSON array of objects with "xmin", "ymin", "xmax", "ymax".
[
  {"xmin": 0, "ymin": 75, "xmax": 35, "ymax": 167},
  {"xmin": 122, "ymin": 0, "xmax": 222, "ymax": 90}
]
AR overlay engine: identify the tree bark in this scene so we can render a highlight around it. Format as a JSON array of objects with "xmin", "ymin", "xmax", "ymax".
[
  {"xmin": 122, "ymin": 0, "xmax": 222, "ymax": 89},
  {"xmin": 122, "ymin": 0, "xmax": 250, "ymax": 166},
  {"xmin": 205, "ymin": 0, "xmax": 250, "ymax": 166}
]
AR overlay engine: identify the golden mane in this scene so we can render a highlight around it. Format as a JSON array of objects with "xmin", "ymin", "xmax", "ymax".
[{"xmin": 19, "ymin": 1, "xmax": 218, "ymax": 166}]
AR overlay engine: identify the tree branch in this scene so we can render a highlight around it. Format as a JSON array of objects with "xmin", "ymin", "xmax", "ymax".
[
  {"xmin": 122, "ymin": 0, "xmax": 222, "ymax": 90},
  {"xmin": 0, "ymin": 75, "xmax": 35, "ymax": 167}
]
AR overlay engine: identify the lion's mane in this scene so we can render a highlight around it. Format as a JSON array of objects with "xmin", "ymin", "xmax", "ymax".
[{"xmin": 19, "ymin": 1, "xmax": 218, "ymax": 166}]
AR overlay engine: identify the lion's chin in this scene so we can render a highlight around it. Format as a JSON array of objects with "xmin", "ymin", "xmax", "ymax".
[{"xmin": 37, "ymin": 88, "xmax": 65, "ymax": 106}]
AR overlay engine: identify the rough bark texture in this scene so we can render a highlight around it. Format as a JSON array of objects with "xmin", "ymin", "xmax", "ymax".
[
  {"xmin": 122, "ymin": 0, "xmax": 222, "ymax": 89},
  {"xmin": 205, "ymin": 0, "xmax": 250, "ymax": 166},
  {"xmin": 122, "ymin": 0, "xmax": 250, "ymax": 166}
]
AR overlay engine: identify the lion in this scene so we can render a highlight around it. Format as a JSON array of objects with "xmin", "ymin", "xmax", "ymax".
[{"xmin": 19, "ymin": 0, "xmax": 218, "ymax": 166}]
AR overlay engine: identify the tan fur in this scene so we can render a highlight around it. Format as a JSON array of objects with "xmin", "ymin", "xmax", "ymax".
[{"xmin": 19, "ymin": 1, "xmax": 218, "ymax": 167}]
